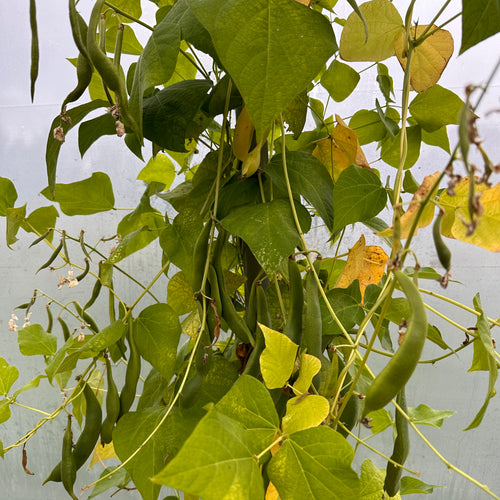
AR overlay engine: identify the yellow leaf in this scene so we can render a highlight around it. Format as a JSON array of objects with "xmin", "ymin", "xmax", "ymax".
[
  {"xmin": 89, "ymin": 442, "xmax": 117, "ymax": 469},
  {"xmin": 292, "ymin": 352, "xmax": 322, "ymax": 396},
  {"xmin": 439, "ymin": 179, "xmax": 500, "ymax": 252},
  {"xmin": 295, "ymin": 0, "xmax": 311, "ymax": 5},
  {"xmin": 335, "ymin": 235, "xmax": 389, "ymax": 300},
  {"xmin": 340, "ymin": 0, "xmax": 403, "ymax": 62},
  {"xmin": 395, "ymin": 25, "xmax": 453, "ymax": 93},
  {"xmin": 335, "ymin": 235, "xmax": 366, "ymax": 289},
  {"xmin": 281, "ymin": 395, "xmax": 330, "ymax": 435},
  {"xmin": 378, "ymin": 171, "xmax": 441, "ymax": 239},
  {"xmin": 312, "ymin": 116, "xmax": 369, "ymax": 180},
  {"xmin": 182, "ymin": 310, "xmax": 200, "ymax": 338},
  {"xmin": 266, "ymin": 482, "xmax": 280, "ymax": 500}
]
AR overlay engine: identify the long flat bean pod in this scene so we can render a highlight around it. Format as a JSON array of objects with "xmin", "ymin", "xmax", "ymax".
[{"xmin": 362, "ymin": 270, "xmax": 427, "ymax": 417}]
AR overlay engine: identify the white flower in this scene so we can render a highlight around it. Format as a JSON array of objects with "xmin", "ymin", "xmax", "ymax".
[{"xmin": 57, "ymin": 266, "xmax": 79, "ymax": 289}]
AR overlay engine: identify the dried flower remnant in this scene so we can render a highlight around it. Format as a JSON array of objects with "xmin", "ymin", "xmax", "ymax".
[
  {"xmin": 115, "ymin": 120, "xmax": 125, "ymax": 137},
  {"xmin": 53, "ymin": 126, "xmax": 65, "ymax": 142},
  {"xmin": 57, "ymin": 266, "xmax": 79, "ymax": 289},
  {"xmin": 9, "ymin": 314, "xmax": 18, "ymax": 332}
]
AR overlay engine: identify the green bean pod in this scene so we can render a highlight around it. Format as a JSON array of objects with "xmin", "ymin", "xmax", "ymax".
[
  {"xmin": 29, "ymin": 0, "xmax": 39, "ymax": 102},
  {"xmin": 384, "ymin": 387, "xmax": 410, "ymax": 497},
  {"xmin": 58, "ymin": 317, "xmax": 71, "ymax": 342},
  {"xmin": 46, "ymin": 304, "xmax": 53, "ymax": 333},
  {"xmin": 432, "ymin": 210, "xmax": 451, "ymax": 272},
  {"xmin": 86, "ymin": 0, "xmax": 141, "ymax": 139},
  {"xmin": 283, "ymin": 257, "xmax": 303, "ymax": 345},
  {"xmin": 73, "ymin": 382, "xmax": 102, "ymax": 470},
  {"xmin": 362, "ymin": 271, "xmax": 427, "ymax": 417},
  {"xmin": 243, "ymin": 282, "xmax": 269, "ymax": 377},
  {"xmin": 75, "ymin": 258, "xmax": 90, "ymax": 282},
  {"xmin": 68, "ymin": 0, "xmax": 90, "ymax": 59},
  {"xmin": 61, "ymin": 53, "xmax": 93, "ymax": 111},
  {"xmin": 85, "ymin": 278, "xmax": 103, "ymax": 311},
  {"xmin": 60, "ymin": 415, "xmax": 78, "ymax": 500},
  {"xmin": 101, "ymin": 357, "xmax": 120, "ymax": 444},
  {"xmin": 119, "ymin": 320, "xmax": 141, "ymax": 417},
  {"xmin": 44, "ymin": 382, "xmax": 102, "ymax": 484},
  {"xmin": 36, "ymin": 240, "xmax": 63, "ymax": 273},
  {"xmin": 191, "ymin": 221, "xmax": 212, "ymax": 296},
  {"xmin": 29, "ymin": 228, "xmax": 53, "ymax": 248},
  {"xmin": 73, "ymin": 301, "xmax": 100, "ymax": 333},
  {"xmin": 79, "ymin": 230, "xmax": 92, "ymax": 261},
  {"xmin": 302, "ymin": 268, "xmax": 323, "ymax": 389}
]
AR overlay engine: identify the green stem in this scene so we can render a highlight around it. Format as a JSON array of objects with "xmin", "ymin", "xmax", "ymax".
[
  {"xmin": 424, "ymin": 302, "xmax": 473, "ymax": 335},
  {"xmin": 179, "ymin": 47, "xmax": 210, "ymax": 80},
  {"xmin": 416, "ymin": 0, "xmax": 453, "ymax": 40},
  {"xmin": 11, "ymin": 402, "xmax": 51, "ymax": 417},
  {"xmin": 419, "ymin": 288, "xmax": 500, "ymax": 328},
  {"xmin": 103, "ymin": 1, "xmax": 153, "ymax": 30}
]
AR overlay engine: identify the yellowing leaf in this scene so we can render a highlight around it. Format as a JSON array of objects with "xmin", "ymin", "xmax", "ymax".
[
  {"xmin": 313, "ymin": 116, "xmax": 369, "ymax": 180},
  {"xmin": 335, "ymin": 236, "xmax": 366, "ymax": 289},
  {"xmin": 167, "ymin": 271, "xmax": 197, "ymax": 315},
  {"xmin": 395, "ymin": 26, "xmax": 454, "ymax": 93},
  {"xmin": 266, "ymin": 481, "xmax": 280, "ymax": 500},
  {"xmin": 181, "ymin": 310, "xmax": 200, "ymax": 338},
  {"xmin": 340, "ymin": 0, "xmax": 404, "ymax": 62},
  {"xmin": 335, "ymin": 235, "xmax": 389, "ymax": 300},
  {"xmin": 292, "ymin": 352, "xmax": 322, "ymax": 395},
  {"xmin": 281, "ymin": 395, "xmax": 330, "ymax": 435},
  {"xmin": 378, "ymin": 171, "xmax": 441, "ymax": 239},
  {"xmin": 89, "ymin": 442, "xmax": 117, "ymax": 469},
  {"xmin": 260, "ymin": 323, "xmax": 298, "ymax": 389},
  {"xmin": 439, "ymin": 179, "xmax": 500, "ymax": 252}
]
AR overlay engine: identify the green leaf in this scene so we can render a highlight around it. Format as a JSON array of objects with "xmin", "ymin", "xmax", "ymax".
[
  {"xmin": 268, "ymin": 426, "xmax": 360, "ymax": 500},
  {"xmin": 45, "ymin": 100, "xmax": 109, "ymax": 195},
  {"xmin": 260, "ymin": 324, "xmax": 298, "ymax": 389},
  {"xmin": 460, "ymin": 0, "xmax": 500, "ymax": 53},
  {"xmin": 320, "ymin": 283, "xmax": 364, "ymax": 336},
  {"xmin": 106, "ymin": 24, "xmax": 143, "ymax": 55},
  {"xmin": 381, "ymin": 126, "xmax": 421, "ymax": 170},
  {"xmin": 137, "ymin": 154, "xmax": 176, "ymax": 189},
  {"xmin": 376, "ymin": 62, "xmax": 394, "ymax": 102},
  {"xmin": 409, "ymin": 85, "xmax": 463, "ymax": 132},
  {"xmin": 400, "ymin": 476, "xmax": 440, "ymax": 495},
  {"xmin": 190, "ymin": 0, "xmax": 337, "ymax": 137},
  {"xmin": 129, "ymin": 21, "xmax": 181, "ymax": 140},
  {"xmin": 368, "ymin": 408, "xmax": 393, "ymax": 435},
  {"xmin": 12, "ymin": 374, "xmax": 45, "ymax": 399},
  {"xmin": 114, "ymin": 408, "xmax": 198, "ymax": 500},
  {"xmin": 426, "ymin": 324, "xmax": 450, "ymax": 350},
  {"xmin": 154, "ymin": 377, "xmax": 277, "ymax": 499},
  {"xmin": 332, "ymin": 166, "xmax": 387, "ymax": 232},
  {"xmin": 143, "ymin": 79, "xmax": 212, "ymax": 152},
  {"xmin": 21, "ymin": 206, "xmax": 59, "ymax": 244},
  {"xmin": 359, "ymin": 459, "xmax": 401, "ymax": 500},
  {"xmin": 167, "ymin": 271, "xmax": 197, "ymax": 315},
  {"xmin": 321, "ymin": 60, "xmax": 360, "ymax": 102},
  {"xmin": 88, "ymin": 466, "xmax": 128, "ymax": 499},
  {"xmin": 282, "ymin": 91, "xmax": 308, "ymax": 139},
  {"xmin": 408, "ymin": 404, "xmax": 455, "ymax": 428},
  {"xmin": 465, "ymin": 294, "xmax": 498, "ymax": 430},
  {"xmin": 220, "ymin": 199, "xmax": 311, "ymax": 275},
  {"xmin": 108, "ymin": 191, "xmax": 165, "ymax": 263},
  {"xmin": 0, "ymin": 358, "xmax": 19, "ymax": 395},
  {"xmin": 0, "ymin": 399, "xmax": 11, "ymax": 425},
  {"xmin": 0, "ymin": 438, "xmax": 4, "ymax": 458},
  {"xmin": 339, "ymin": 0, "xmax": 403, "ymax": 62},
  {"xmin": 77, "ymin": 320, "xmax": 126, "ymax": 357},
  {"xmin": 349, "ymin": 110, "xmax": 387, "ymax": 145},
  {"xmin": 267, "ymin": 152, "xmax": 334, "ymax": 231},
  {"xmin": 154, "ymin": 411, "xmax": 265, "ymax": 500},
  {"xmin": 213, "ymin": 375, "xmax": 280, "ymax": 451},
  {"xmin": 6, "ymin": 205, "xmax": 26, "ymax": 248},
  {"xmin": 160, "ymin": 208, "xmax": 203, "ymax": 283},
  {"xmin": 282, "ymin": 395, "xmax": 330, "ymax": 435},
  {"xmin": 41, "ymin": 172, "xmax": 115, "ymax": 216},
  {"xmin": 78, "ymin": 114, "xmax": 117, "ymax": 157},
  {"xmin": 111, "ymin": 0, "xmax": 141, "ymax": 19},
  {"xmin": 18, "ymin": 324, "xmax": 57, "ymax": 356},
  {"xmin": 134, "ymin": 304, "xmax": 182, "ymax": 382},
  {"xmin": 421, "ymin": 126, "xmax": 450, "ymax": 153},
  {"xmin": 0, "ymin": 177, "xmax": 17, "ymax": 216}
]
